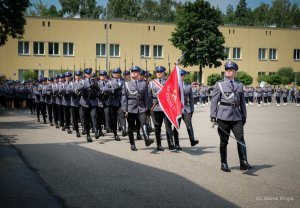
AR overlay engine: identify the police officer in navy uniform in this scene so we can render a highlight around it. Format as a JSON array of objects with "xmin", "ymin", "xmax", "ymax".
[
  {"xmin": 60, "ymin": 72, "xmax": 73, "ymax": 134},
  {"xmin": 104, "ymin": 67, "xmax": 124, "ymax": 141},
  {"xmin": 210, "ymin": 61, "xmax": 254, "ymax": 172},
  {"xmin": 173, "ymin": 70, "xmax": 199, "ymax": 149},
  {"xmin": 122, "ymin": 66, "xmax": 154, "ymax": 151},
  {"xmin": 40, "ymin": 77, "xmax": 48, "ymax": 124},
  {"xmin": 148, "ymin": 66, "xmax": 175, "ymax": 151},
  {"xmin": 67, "ymin": 70, "xmax": 83, "ymax": 137},
  {"xmin": 43, "ymin": 77, "xmax": 54, "ymax": 126},
  {"xmin": 76, "ymin": 68, "xmax": 100, "ymax": 142},
  {"xmin": 52, "ymin": 75, "xmax": 60, "ymax": 128},
  {"xmin": 97, "ymin": 70, "xmax": 111, "ymax": 134}
]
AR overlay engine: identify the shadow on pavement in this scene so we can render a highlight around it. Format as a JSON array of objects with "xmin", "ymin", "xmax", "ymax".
[
  {"xmin": 231, "ymin": 164, "xmax": 274, "ymax": 176},
  {"xmin": 0, "ymin": 120, "xmax": 47, "ymax": 130},
  {"xmin": 1, "ymin": 141, "xmax": 239, "ymax": 208},
  {"xmin": 0, "ymin": 134, "xmax": 18, "ymax": 143}
]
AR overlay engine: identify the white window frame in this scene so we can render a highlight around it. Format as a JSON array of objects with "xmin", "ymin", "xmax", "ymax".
[
  {"xmin": 109, "ymin": 44, "xmax": 120, "ymax": 57},
  {"xmin": 33, "ymin": 42, "xmax": 45, "ymax": 55},
  {"xmin": 96, "ymin": 43, "xmax": 106, "ymax": 57},
  {"xmin": 233, "ymin": 47, "xmax": 241, "ymax": 59},
  {"xmin": 63, "ymin": 42, "xmax": 74, "ymax": 56},
  {"xmin": 294, "ymin": 49, "xmax": 300, "ymax": 61},
  {"xmin": 18, "ymin": 41, "xmax": 30, "ymax": 55},
  {"xmin": 224, "ymin": 47, "xmax": 230, "ymax": 59},
  {"xmin": 48, "ymin": 42, "xmax": 59, "ymax": 56},
  {"xmin": 258, "ymin": 48, "xmax": 267, "ymax": 60},
  {"xmin": 153, "ymin": 45, "xmax": 163, "ymax": 58},
  {"xmin": 140, "ymin": 45, "xmax": 150, "ymax": 58},
  {"xmin": 269, "ymin": 48, "xmax": 277, "ymax": 60}
]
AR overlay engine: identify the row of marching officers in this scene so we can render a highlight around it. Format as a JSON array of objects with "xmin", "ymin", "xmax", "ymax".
[{"xmin": 31, "ymin": 65, "xmax": 200, "ymax": 152}]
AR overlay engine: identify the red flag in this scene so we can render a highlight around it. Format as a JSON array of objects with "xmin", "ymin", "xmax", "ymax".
[{"xmin": 157, "ymin": 65, "xmax": 184, "ymax": 129}]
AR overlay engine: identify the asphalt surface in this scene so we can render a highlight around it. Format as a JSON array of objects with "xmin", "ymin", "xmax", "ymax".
[{"xmin": 0, "ymin": 103, "xmax": 299, "ymax": 208}]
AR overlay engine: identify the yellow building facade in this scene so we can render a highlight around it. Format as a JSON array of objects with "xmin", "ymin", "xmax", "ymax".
[{"xmin": 0, "ymin": 16, "xmax": 299, "ymax": 85}]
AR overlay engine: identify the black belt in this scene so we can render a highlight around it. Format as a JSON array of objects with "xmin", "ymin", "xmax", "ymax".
[{"xmin": 220, "ymin": 102, "xmax": 240, "ymax": 107}]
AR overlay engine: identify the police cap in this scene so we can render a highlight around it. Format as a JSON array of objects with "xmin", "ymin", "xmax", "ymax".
[{"xmin": 224, "ymin": 61, "xmax": 238, "ymax": 71}]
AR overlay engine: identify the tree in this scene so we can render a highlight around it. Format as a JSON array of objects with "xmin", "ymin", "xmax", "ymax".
[
  {"xmin": 170, "ymin": 0, "xmax": 226, "ymax": 84},
  {"xmin": 0, "ymin": 0, "xmax": 30, "ymax": 46},
  {"xmin": 277, "ymin": 67, "xmax": 294, "ymax": 84},
  {"xmin": 235, "ymin": 0, "xmax": 252, "ymax": 25},
  {"xmin": 224, "ymin": 4, "xmax": 235, "ymax": 24},
  {"xmin": 252, "ymin": 3, "xmax": 270, "ymax": 26},
  {"xmin": 26, "ymin": 0, "xmax": 63, "ymax": 17},
  {"xmin": 59, "ymin": 0, "xmax": 80, "ymax": 16},
  {"xmin": 268, "ymin": 74, "xmax": 282, "ymax": 85},
  {"xmin": 107, "ymin": 0, "xmax": 141, "ymax": 20},
  {"xmin": 80, "ymin": 0, "xmax": 102, "ymax": 19},
  {"xmin": 140, "ymin": 0, "xmax": 159, "ymax": 21},
  {"xmin": 207, "ymin": 73, "xmax": 222, "ymax": 86},
  {"xmin": 156, "ymin": 0, "xmax": 177, "ymax": 22},
  {"xmin": 23, "ymin": 70, "xmax": 38, "ymax": 81},
  {"xmin": 236, "ymin": 71, "xmax": 253, "ymax": 85},
  {"xmin": 269, "ymin": 0, "xmax": 293, "ymax": 27}
]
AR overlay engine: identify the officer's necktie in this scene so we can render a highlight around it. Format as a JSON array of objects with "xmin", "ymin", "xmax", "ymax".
[
  {"xmin": 135, "ymin": 80, "xmax": 138, "ymax": 86},
  {"xmin": 230, "ymin": 80, "xmax": 234, "ymax": 88}
]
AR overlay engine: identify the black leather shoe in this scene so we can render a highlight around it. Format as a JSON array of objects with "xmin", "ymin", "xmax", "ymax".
[
  {"xmin": 191, "ymin": 140, "xmax": 199, "ymax": 146},
  {"xmin": 157, "ymin": 146, "xmax": 164, "ymax": 151},
  {"xmin": 131, "ymin": 145, "xmax": 137, "ymax": 151},
  {"xmin": 62, "ymin": 127, "xmax": 65, "ymax": 131},
  {"xmin": 106, "ymin": 128, "xmax": 112, "ymax": 133},
  {"xmin": 221, "ymin": 163, "xmax": 231, "ymax": 172},
  {"xmin": 50, "ymin": 122, "xmax": 54, "ymax": 126},
  {"xmin": 168, "ymin": 145, "xmax": 175, "ymax": 150},
  {"xmin": 87, "ymin": 135, "xmax": 93, "ymax": 142},
  {"xmin": 82, "ymin": 130, "xmax": 86, "ymax": 135},
  {"xmin": 91, "ymin": 129, "xmax": 95, "ymax": 133},
  {"xmin": 114, "ymin": 135, "xmax": 121, "ymax": 141},
  {"xmin": 76, "ymin": 132, "xmax": 80, "ymax": 138},
  {"xmin": 99, "ymin": 131, "xmax": 104, "ymax": 137},
  {"xmin": 67, "ymin": 129, "xmax": 72, "ymax": 134},
  {"xmin": 95, "ymin": 133, "xmax": 100, "ymax": 139},
  {"xmin": 55, "ymin": 124, "xmax": 59, "ymax": 129},
  {"xmin": 122, "ymin": 130, "xmax": 128, "ymax": 137},
  {"xmin": 145, "ymin": 139, "xmax": 154, "ymax": 146},
  {"xmin": 240, "ymin": 160, "xmax": 254, "ymax": 170},
  {"xmin": 174, "ymin": 145, "xmax": 182, "ymax": 150},
  {"xmin": 136, "ymin": 134, "xmax": 142, "ymax": 140}
]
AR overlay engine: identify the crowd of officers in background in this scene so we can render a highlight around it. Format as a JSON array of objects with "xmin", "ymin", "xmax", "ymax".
[
  {"xmin": 0, "ymin": 66, "xmax": 199, "ymax": 151},
  {"xmin": 192, "ymin": 83, "xmax": 300, "ymax": 107}
]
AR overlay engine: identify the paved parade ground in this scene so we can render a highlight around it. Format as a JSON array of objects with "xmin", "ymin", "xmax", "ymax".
[{"xmin": 0, "ymin": 104, "xmax": 299, "ymax": 208}]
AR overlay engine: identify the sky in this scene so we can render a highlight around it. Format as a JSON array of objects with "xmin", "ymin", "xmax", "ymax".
[{"xmin": 29, "ymin": 0, "xmax": 300, "ymax": 13}]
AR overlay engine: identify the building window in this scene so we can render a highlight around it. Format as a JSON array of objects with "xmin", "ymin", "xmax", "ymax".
[
  {"xmin": 153, "ymin": 45, "xmax": 163, "ymax": 58},
  {"xmin": 269, "ymin": 72, "xmax": 276, "ymax": 75},
  {"xmin": 140, "ymin": 45, "xmax": 150, "ymax": 58},
  {"xmin": 294, "ymin": 49, "xmax": 300, "ymax": 60},
  {"xmin": 63, "ymin": 42, "xmax": 74, "ymax": 56},
  {"xmin": 258, "ymin": 72, "xmax": 266, "ymax": 76},
  {"xmin": 33, "ymin": 42, "xmax": 45, "ymax": 55},
  {"xmin": 110, "ymin": 44, "xmax": 120, "ymax": 57},
  {"xmin": 269, "ymin": 48, "xmax": 277, "ymax": 60},
  {"xmin": 233, "ymin": 47, "xmax": 241, "ymax": 59},
  {"xmin": 18, "ymin": 41, "xmax": 30, "ymax": 55},
  {"xmin": 96, "ymin": 43, "xmax": 106, "ymax": 57},
  {"xmin": 224, "ymin": 47, "xmax": 230, "ymax": 59},
  {"xmin": 48, "ymin": 42, "xmax": 59, "ymax": 55},
  {"xmin": 258, "ymin": 48, "xmax": 266, "ymax": 60}
]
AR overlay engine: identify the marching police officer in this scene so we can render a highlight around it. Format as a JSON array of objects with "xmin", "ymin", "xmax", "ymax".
[
  {"xmin": 282, "ymin": 87, "xmax": 289, "ymax": 106},
  {"xmin": 104, "ymin": 67, "xmax": 124, "ymax": 141},
  {"xmin": 43, "ymin": 77, "xmax": 54, "ymax": 126},
  {"xmin": 122, "ymin": 66, "xmax": 154, "ymax": 151},
  {"xmin": 148, "ymin": 66, "xmax": 175, "ymax": 151},
  {"xmin": 60, "ymin": 72, "xmax": 73, "ymax": 134},
  {"xmin": 173, "ymin": 69, "xmax": 199, "ymax": 149},
  {"xmin": 97, "ymin": 70, "xmax": 111, "ymax": 134},
  {"xmin": 76, "ymin": 68, "xmax": 100, "ymax": 142},
  {"xmin": 256, "ymin": 86, "xmax": 263, "ymax": 107},
  {"xmin": 67, "ymin": 70, "xmax": 83, "ymax": 137},
  {"xmin": 40, "ymin": 77, "xmax": 48, "ymax": 124},
  {"xmin": 210, "ymin": 61, "xmax": 254, "ymax": 172},
  {"xmin": 52, "ymin": 75, "xmax": 60, "ymax": 128}
]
